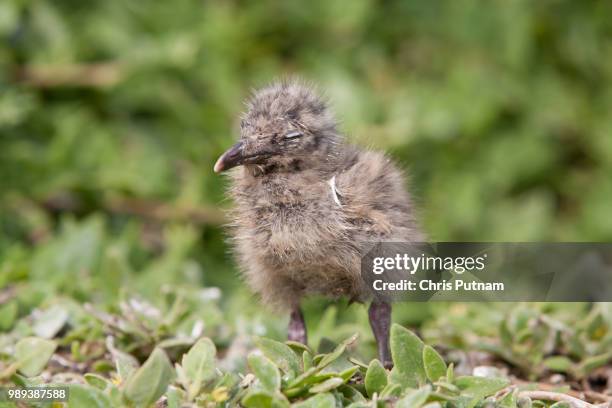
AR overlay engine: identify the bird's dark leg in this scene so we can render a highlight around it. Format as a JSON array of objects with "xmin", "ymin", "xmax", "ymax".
[
  {"xmin": 369, "ymin": 300, "xmax": 393, "ymax": 368},
  {"xmin": 288, "ymin": 307, "xmax": 307, "ymax": 344}
]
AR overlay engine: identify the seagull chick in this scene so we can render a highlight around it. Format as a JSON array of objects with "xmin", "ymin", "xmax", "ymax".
[{"xmin": 214, "ymin": 80, "xmax": 423, "ymax": 367}]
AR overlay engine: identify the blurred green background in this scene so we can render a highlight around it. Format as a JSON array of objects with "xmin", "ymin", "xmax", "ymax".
[{"xmin": 1, "ymin": 0, "xmax": 612, "ymax": 351}]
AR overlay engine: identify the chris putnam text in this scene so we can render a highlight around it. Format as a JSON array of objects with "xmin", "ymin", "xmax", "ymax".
[{"xmin": 372, "ymin": 279, "xmax": 505, "ymax": 292}]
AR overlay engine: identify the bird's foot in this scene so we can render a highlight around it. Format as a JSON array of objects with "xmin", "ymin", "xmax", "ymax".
[
  {"xmin": 288, "ymin": 307, "xmax": 307, "ymax": 344},
  {"xmin": 369, "ymin": 300, "xmax": 393, "ymax": 369}
]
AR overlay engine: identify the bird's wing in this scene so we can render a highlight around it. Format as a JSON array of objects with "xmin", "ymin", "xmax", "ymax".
[{"xmin": 334, "ymin": 150, "xmax": 423, "ymax": 241}]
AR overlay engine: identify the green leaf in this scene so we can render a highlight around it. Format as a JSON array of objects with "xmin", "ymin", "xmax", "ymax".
[
  {"xmin": 577, "ymin": 351, "xmax": 612, "ymax": 375},
  {"xmin": 500, "ymin": 320, "xmax": 513, "ymax": 348},
  {"xmin": 286, "ymin": 341, "xmax": 313, "ymax": 355},
  {"xmin": 303, "ymin": 351, "xmax": 313, "ymax": 371},
  {"xmin": 254, "ymin": 337, "xmax": 301, "ymax": 378},
  {"xmin": 339, "ymin": 384, "xmax": 367, "ymax": 403},
  {"xmin": 379, "ymin": 383, "xmax": 403, "ymax": 398},
  {"xmin": 33, "ymin": 305, "xmax": 69, "ymax": 339},
  {"xmin": 498, "ymin": 389, "xmax": 518, "ymax": 408},
  {"xmin": 293, "ymin": 393, "xmax": 336, "ymax": 408},
  {"xmin": 396, "ymin": 385, "xmax": 431, "ymax": 408},
  {"xmin": 123, "ymin": 348, "xmax": 175, "ymax": 407},
  {"xmin": 365, "ymin": 359, "xmax": 387, "ymax": 397},
  {"xmin": 241, "ymin": 390, "xmax": 290, "ymax": 408},
  {"xmin": 84, "ymin": 373, "xmax": 112, "ymax": 390},
  {"xmin": 423, "ymin": 345, "xmax": 447, "ymax": 382},
  {"xmin": 446, "ymin": 363, "xmax": 455, "ymax": 383},
  {"xmin": 317, "ymin": 333, "xmax": 358, "ymax": 370},
  {"xmin": 339, "ymin": 365, "xmax": 359, "ymax": 381},
  {"xmin": 433, "ymin": 380, "xmax": 459, "ymax": 394},
  {"xmin": 181, "ymin": 337, "xmax": 216, "ymax": 398},
  {"xmin": 68, "ymin": 384, "xmax": 112, "ymax": 408},
  {"xmin": 309, "ymin": 377, "xmax": 344, "ymax": 393},
  {"xmin": 15, "ymin": 337, "xmax": 57, "ymax": 377},
  {"xmin": 309, "ymin": 372, "xmax": 336, "ymax": 384},
  {"xmin": 348, "ymin": 357, "xmax": 369, "ymax": 369},
  {"xmin": 165, "ymin": 386, "xmax": 183, "ymax": 408},
  {"xmin": 542, "ymin": 356, "xmax": 574, "ymax": 373},
  {"xmin": 286, "ymin": 367, "xmax": 318, "ymax": 390},
  {"xmin": 106, "ymin": 337, "xmax": 139, "ymax": 382},
  {"xmin": 455, "ymin": 376, "xmax": 509, "ymax": 408},
  {"xmin": 585, "ymin": 311, "xmax": 607, "ymax": 340},
  {"xmin": 248, "ymin": 352, "xmax": 281, "ymax": 392},
  {"xmin": 0, "ymin": 301, "xmax": 17, "ymax": 331},
  {"xmin": 389, "ymin": 324, "xmax": 426, "ymax": 388}
]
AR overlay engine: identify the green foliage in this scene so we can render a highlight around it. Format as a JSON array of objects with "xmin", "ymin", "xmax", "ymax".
[
  {"xmin": 395, "ymin": 386, "xmax": 431, "ymax": 408},
  {"xmin": 0, "ymin": 1, "xmax": 611, "ymax": 406},
  {"xmin": 293, "ymin": 393, "xmax": 336, "ymax": 408},
  {"xmin": 389, "ymin": 324, "xmax": 426, "ymax": 388},
  {"xmin": 123, "ymin": 348, "xmax": 175, "ymax": 407},
  {"xmin": 248, "ymin": 353, "xmax": 282, "ymax": 393},
  {"xmin": 455, "ymin": 376, "xmax": 510, "ymax": 408},
  {"xmin": 178, "ymin": 337, "xmax": 217, "ymax": 399},
  {"xmin": 68, "ymin": 384, "xmax": 112, "ymax": 408},
  {"xmin": 364, "ymin": 359, "xmax": 387, "ymax": 397},
  {"xmin": 14, "ymin": 337, "xmax": 57, "ymax": 377},
  {"xmin": 254, "ymin": 337, "xmax": 302, "ymax": 380},
  {"xmin": 423, "ymin": 303, "xmax": 612, "ymax": 381},
  {"xmin": 423, "ymin": 345, "xmax": 447, "ymax": 383},
  {"xmin": 0, "ymin": 303, "xmax": 607, "ymax": 406},
  {"xmin": 1, "ymin": 0, "xmax": 612, "ymax": 280}
]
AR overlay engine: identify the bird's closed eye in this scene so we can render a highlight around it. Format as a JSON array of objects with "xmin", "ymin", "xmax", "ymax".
[{"xmin": 284, "ymin": 130, "xmax": 303, "ymax": 139}]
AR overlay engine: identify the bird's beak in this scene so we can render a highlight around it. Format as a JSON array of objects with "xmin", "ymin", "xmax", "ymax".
[{"xmin": 214, "ymin": 141, "xmax": 245, "ymax": 173}]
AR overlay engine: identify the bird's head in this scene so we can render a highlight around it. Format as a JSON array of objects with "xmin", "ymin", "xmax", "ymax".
[{"xmin": 214, "ymin": 80, "xmax": 341, "ymax": 174}]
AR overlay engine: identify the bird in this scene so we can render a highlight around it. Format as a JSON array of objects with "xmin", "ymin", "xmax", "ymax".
[{"xmin": 214, "ymin": 79, "xmax": 424, "ymax": 367}]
